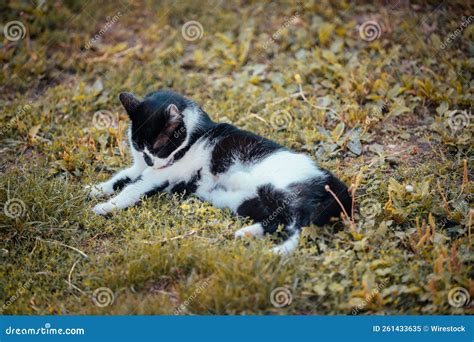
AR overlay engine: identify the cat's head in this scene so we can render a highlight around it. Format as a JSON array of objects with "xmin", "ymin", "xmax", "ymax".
[{"xmin": 119, "ymin": 90, "xmax": 199, "ymax": 168}]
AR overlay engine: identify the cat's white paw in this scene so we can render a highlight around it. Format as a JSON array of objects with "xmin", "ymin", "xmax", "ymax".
[
  {"xmin": 85, "ymin": 183, "xmax": 113, "ymax": 198},
  {"xmin": 270, "ymin": 233, "xmax": 300, "ymax": 256},
  {"xmin": 92, "ymin": 202, "xmax": 116, "ymax": 215},
  {"xmin": 235, "ymin": 223, "xmax": 264, "ymax": 238},
  {"xmin": 270, "ymin": 245, "xmax": 292, "ymax": 256}
]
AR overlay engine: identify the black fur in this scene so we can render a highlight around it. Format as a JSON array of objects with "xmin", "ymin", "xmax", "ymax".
[
  {"xmin": 112, "ymin": 177, "xmax": 131, "ymax": 191},
  {"xmin": 144, "ymin": 181, "xmax": 170, "ymax": 197},
  {"xmin": 117, "ymin": 90, "xmax": 352, "ymax": 248},
  {"xmin": 170, "ymin": 169, "xmax": 201, "ymax": 196},
  {"xmin": 209, "ymin": 125, "xmax": 283, "ymax": 175}
]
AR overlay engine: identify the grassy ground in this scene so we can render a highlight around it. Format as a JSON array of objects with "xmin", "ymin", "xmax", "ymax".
[{"xmin": 1, "ymin": 0, "xmax": 473, "ymax": 315}]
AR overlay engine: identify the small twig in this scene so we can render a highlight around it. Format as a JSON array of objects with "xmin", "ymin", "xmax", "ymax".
[
  {"xmin": 325, "ymin": 185, "xmax": 356, "ymax": 231},
  {"xmin": 436, "ymin": 181, "xmax": 451, "ymax": 215},
  {"xmin": 415, "ymin": 229, "xmax": 430, "ymax": 251},
  {"xmin": 349, "ymin": 182, "xmax": 357, "ymax": 222},
  {"xmin": 297, "ymin": 84, "xmax": 340, "ymax": 118},
  {"xmin": 468, "ymin": 209, "xmax": 472, "ymax": 248},
  {"xmin": 139, "ymin": 230, "xmax": 197, "ymax": 244},
  {"xmin": 245, "ymin": 92, "xmax": 300, "ymax": 115},
  {"xmin": 36, "ymin": 238, "xmax": 88, "ymax": 259},
  {"xmin": 416, "ymin": 217, "xmax": 422, "ymax": 240},
  {"xmin": 461, "ymin": 159, "xmax": 468, "ymax": 193},
  {"xmin": 64, "ymin": 280, "xmax": 88, "ymax": 296},
  {"xmin": 68, "ymin": 260, "xmax": 80, "ymax": 285},
  {"xmin": 248, "ymin": 113, "xmax": 269, "ymax": 124}
]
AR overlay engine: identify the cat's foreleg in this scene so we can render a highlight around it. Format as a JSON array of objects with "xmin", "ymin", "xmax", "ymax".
[
  {"xmin": 235, "ymin": 223, "xmax": 264, "ymax": 238},
  {"xmin": 92, "ymin": 168, "xmax": 169, "ymax": 215},
  {"xmin": 86, "ymin": 160, "xmax": 146, "ymax": 198}
]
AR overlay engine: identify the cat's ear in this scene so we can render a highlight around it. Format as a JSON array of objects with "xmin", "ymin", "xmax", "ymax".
[
  {"xmin": 166, "ymin": 104, "xmax": 181, "ymax": 123},
  {"xmin": 152, "ymin": 104, "xmax": 182, "ymax": 150},
  {"xmin": 119, "ymin": 92, "xmax": 140, "ymax": 117}
]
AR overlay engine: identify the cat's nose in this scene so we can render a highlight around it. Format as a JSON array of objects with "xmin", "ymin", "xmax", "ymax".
[{"xmin": 143, "ymin": 153, "xmax": 153, "ymax": 166}]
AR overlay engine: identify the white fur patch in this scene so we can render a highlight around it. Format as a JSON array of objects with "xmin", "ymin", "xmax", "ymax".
[
  {"xmin": 196, "ymin": 150, "xmax": 325, "ymax": 213},
  {"xmin": 235, "ymin": 223, "xmax": 264, "ymax": 238},
  {"xmin": 270, "ymin": 231, "xmax": 300, "ymax": 256}
]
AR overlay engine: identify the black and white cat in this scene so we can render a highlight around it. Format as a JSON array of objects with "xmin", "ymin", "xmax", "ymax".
[{"xmin": 87, "ymin": 91, "xmax": 351, "ymax": 255}]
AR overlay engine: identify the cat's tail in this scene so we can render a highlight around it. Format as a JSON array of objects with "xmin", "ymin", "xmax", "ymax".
[
  {"xmin": 288, "ymin": 170, "xmax": 352, "ymax": 227},
  {"xmin": 270, "ymin": 172, "xmax": 351, "ymax": 255},
  {"xmin": 310, "ymin": 170, "xmax": 352, "ymax": 226}
]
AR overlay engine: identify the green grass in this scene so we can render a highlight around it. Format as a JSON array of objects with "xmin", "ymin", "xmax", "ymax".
[{"xmin": 1, "ymin": 0, "xmax": 472, "ymax": 315}]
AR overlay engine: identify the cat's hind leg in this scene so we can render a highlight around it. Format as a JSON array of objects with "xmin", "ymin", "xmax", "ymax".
[{"xmin": 270, "ymin": 222, "xmax": 301, "ymax": 256}]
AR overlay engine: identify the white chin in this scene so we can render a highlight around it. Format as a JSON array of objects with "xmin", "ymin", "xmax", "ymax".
[{"xmin": 152, "ymin": 159, "xmax": 169, "ymax": 169}]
